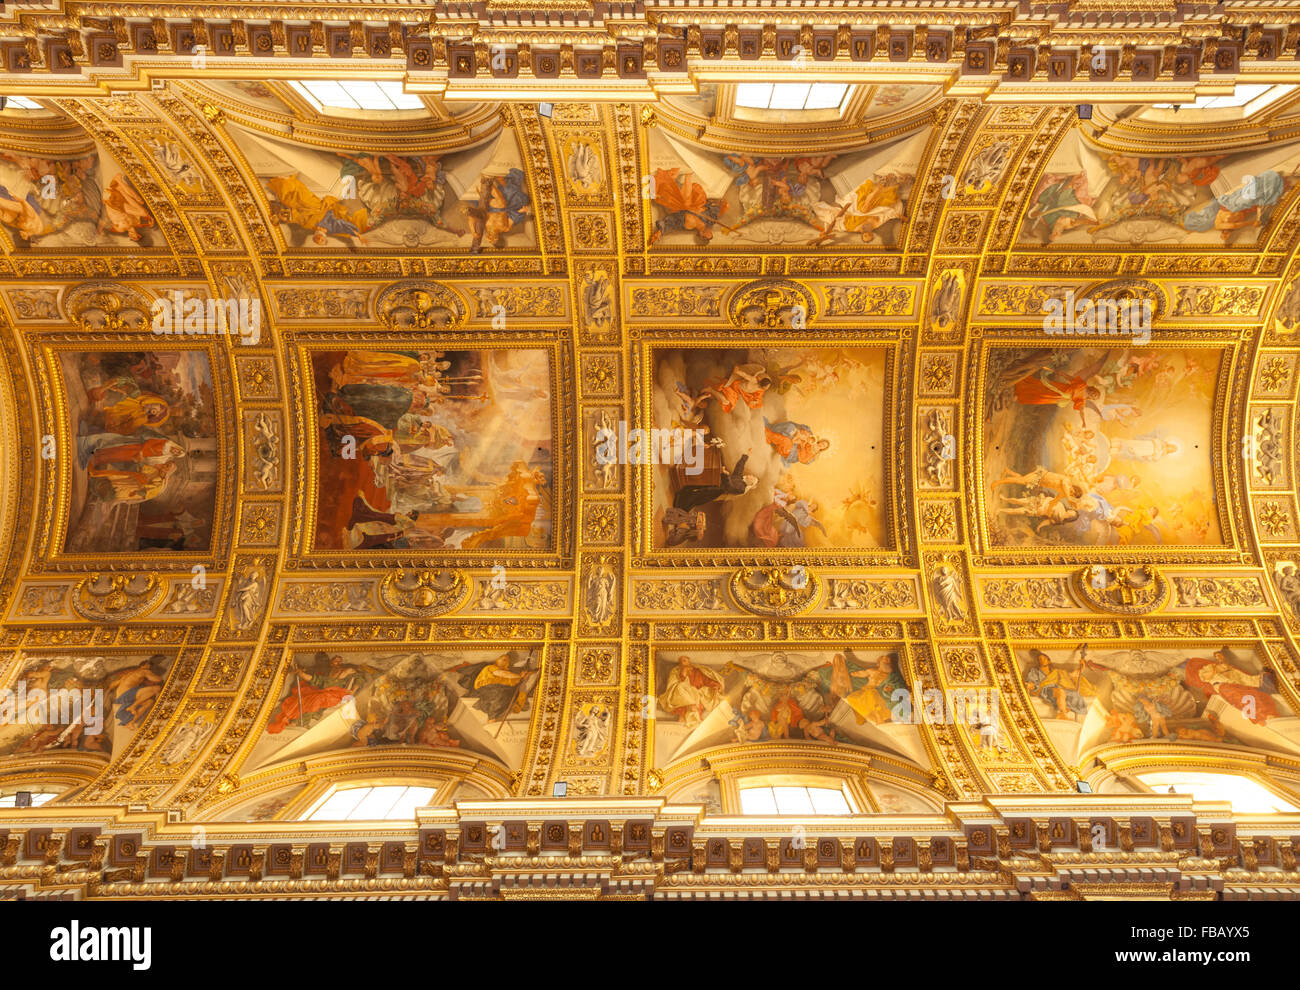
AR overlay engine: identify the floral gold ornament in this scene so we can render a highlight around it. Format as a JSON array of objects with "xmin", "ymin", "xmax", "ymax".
[
  {"xmin": 944, "ymin": 649, "xmax": 983, "ymax": 683},
  {"xmin": 629, "ymin": 284, "xmax": 724, "ymax": 317},
  {"xmin": 921, "ymin": 355, "xmax": 955, "ymax": 393},
  {"xmin": 826, "ymin": 579, "xmax": 916, "ymax": 610},
  {"xmin": 278, "ymin": 582, "xmax": 373, "ymax": 613},
  {"xmin": 1259, "ymin": 357, "xmax": 1291, "ymax": 393},
  {"xmin": 982, "ymin": 578, "xmax": 1072, "ymax": 609},
  {"xmin": 633, "ymin": 578, "xmax": 726, "ymax": 611},
  {"xmin": 583, "ymin": 503, "xmax": 619, "ymax": 543},
  {"xmin": 1259, "ymin": 501, "xmax": 1292, "ymax": 538},
  {"xmin": 475, "ymin": 579, "xmax": 566, "ymax": 610},
  {"xmin": 1172, "ymin": 576, "xmax": 1265, "ymax": 609},
  {"xmin": 471, "ymin": 284, "xmax": 566, "ymax": 319},
  {"xmin": 921, "ymin": 502, "xmax": 957, "ymax": 540},
  {"xmin": 822, "ymin": 283, "xmax": 913, "ymax": 317},
  {"xmin": 582, "ymin": 354, "xmax": 618, "ymax": 394}
]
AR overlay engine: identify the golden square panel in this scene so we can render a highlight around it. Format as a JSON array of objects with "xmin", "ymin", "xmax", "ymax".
[{"xmin": 919, "ymin": 498, "xmax": 960, "ymax": 543}]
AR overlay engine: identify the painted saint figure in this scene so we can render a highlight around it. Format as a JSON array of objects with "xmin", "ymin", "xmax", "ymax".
[
  {"xmin": 659, "ymin": 656, "xmax": 725, "ymax": 728},
  {"xmin": 763, "ymin": 418, "xmax": 830, "ymax": 466},
  {"xmin": 1023, "ymin": 648, "xmax": 1097, "ymax": 720}
]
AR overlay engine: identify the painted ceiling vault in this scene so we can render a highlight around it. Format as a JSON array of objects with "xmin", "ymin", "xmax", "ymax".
[{"xmin": 2, "ymin": 0, "xmax": 1300, "ymax": 901}]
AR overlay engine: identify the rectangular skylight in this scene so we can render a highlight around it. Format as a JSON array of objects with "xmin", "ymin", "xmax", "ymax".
[
  {"xmin": 306, "ymin": 785, "xmax": 438, "ymax": 821},
  {"xmin": 739, "ymin": 784, "xmax": 853, "ymax": 815},
  {"xmin": 289, "ymin": 80, "xmax": 425, "ymax": 113},
  {"xmin": 735, "ymin": 83, "xmax": 774, "ymax": 109},
  {"xmin": 769, "ymin": 82, "xmax": 812, "ymax": 110},
  {"xmin": 1153, "ymin": 83, "xmax": 1295, "ymax": 111},
  {"xmin": 1137, "ymin": 772, "xmax": 1299, "ymax": 813},
  {"xmin": 807, "ymin": 786, "xmax": 853, "ymax": 815},
  {"xmin": 806, "ymin": 83, "xmax": 850, "ymax": 110},
  {"xmin": 771, "ymin": 785, "xmax": 816, "ymax": 814},
  {"xmin": 2, "ymin": 96, "xmax": 43, "ymax": 110},
  {"xmin": 735, "ymin": 82, "xmax": 851, "ymax": 112},
  {"xmin": 738, "ymin": 786, "xmax": 779, "ymax": 814},
  {"xmin": 0, "ymin": 791, "xmax": 57, "ymax": 807}
]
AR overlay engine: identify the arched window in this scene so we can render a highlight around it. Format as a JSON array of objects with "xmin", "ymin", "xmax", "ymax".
[
  {"xmin": 1134, "ymin": 771, "xmax": 1299, "ymax": 813},
  {"xmin": 303, "ymin": 784, "xmax": 437, "ymax": 822}
]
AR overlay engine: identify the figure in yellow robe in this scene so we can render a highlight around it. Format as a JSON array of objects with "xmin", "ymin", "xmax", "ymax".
[
  {"xmin": 841, "ymin": 177, "xmax": 904, "ymax": 242},
  {"xmin": 267, "ymin": 174, "xmax": 369, "ymax": 245},
  {"xmin": 329, "ymin": 351, "xmax": 424, "ymax": 389},
  {"xmin": 841, "ymin": 654, "xmax": 907, "ymax": 725},
  {"xmin": 86, "ymin": 379, "xmax": 171, "ymax": 434}
]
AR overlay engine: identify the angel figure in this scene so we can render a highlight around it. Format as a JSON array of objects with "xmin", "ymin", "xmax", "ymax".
[
  {"xmin": 581, "ymin": 268, "xmax": 612, "ymax": 332},
  {"xmin": 230, "ymin": 563, "xmax": 266, "ymax": 631},
  {"xmin": 931, "ymin": 564, "xmax": 966, "ymax": 622},
  {"xmin": 585, "ymin": 559, "xmax": 617, "ymax": 631},
  {"xmin": 567, "ymin": 140, "xmax": 603, "ymax": 190},
  {"xmin": 573, "ymin": 705, "xmax": 611, "ymax": 758}
]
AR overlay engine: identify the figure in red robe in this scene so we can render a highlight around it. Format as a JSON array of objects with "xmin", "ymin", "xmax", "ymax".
[
  {"xmin": 268, "ymin": 653, "xmax": 367, "ymax": 733},
  {"xmin": 1184, "ymin": 652, "xmax": 1279, "ymax": 724},
  {"xmin": 1013, "ymin": 372, "xmax": 1102, "ymax": 426}
]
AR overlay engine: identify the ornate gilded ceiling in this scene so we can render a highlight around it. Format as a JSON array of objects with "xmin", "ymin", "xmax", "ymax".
[{"xmin": 2, "ymin": 0, "xmax": 1300, "ymax": 902}]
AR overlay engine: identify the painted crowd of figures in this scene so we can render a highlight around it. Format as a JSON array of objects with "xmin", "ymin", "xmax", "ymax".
[
  {"xmin": 653, "ymin": 347, "xmax": 886, "ymax": 550},
  {"xmin": 651, "ymin": 650, "xmax": 929, "ymax": 769},
  {"xmin": 234, "ymin": 123, "xmax": 537, "ymax": 252},
  {"xmin": 312, "ymin": 348, "xmax": 552, "ymax": 551},
  {"xmin": 61, "ymin": 351, "xmax": 218, "ymax": 554},
  {"xmin": 1020, "ymin": 645, "xmax": 1295, "ymax": 761},
  {"xmin": 646, "ymin": 128, "xmax": 927, "ymax": 249},
  {"xmin": 659, "ymin": 652, "xmax": 906, "ymax": 744},
  {"xmin": 249, "ymin": 649, "xmax": 540, "ymax": 771},
  {"xmin": 0, "ymin": 149, "xmax": 155, "ymax": 247},
  {"xmin": 1024, "ymin": 136, "xmax": 1300, "ymax": 246},
  {"xmin": 266, "ymin": 154, "xmax": 531, "ymax": 251},
  {"xmin": 650, "ymin": 155, "xmax": 910, "ymax": 246},
  {"xmin": 0, "ymin": 654, "xmax": 172, "ymax": 758},
  {"xmin": 984, "ymin": 346, "xmax": 1220, "ymax": 547}
]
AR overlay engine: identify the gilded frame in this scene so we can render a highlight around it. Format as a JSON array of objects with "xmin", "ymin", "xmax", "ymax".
[{"xmin": 285, "ymin": 331, "xmax": 573, "ymax": 570}]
